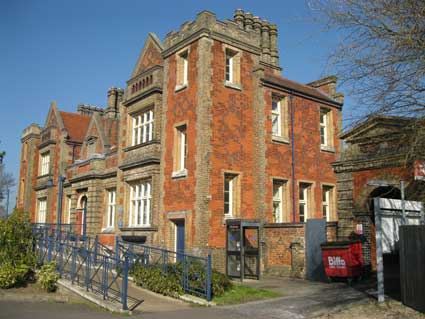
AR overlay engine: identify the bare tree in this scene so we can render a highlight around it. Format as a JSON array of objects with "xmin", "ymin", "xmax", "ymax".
[
  {"xmin": 310, "ymin": 0, "xmax": 425, "ymax": 122},
  {"xmin": 0, "ymin": 145, "xmax": 15, "ymax": 217}
]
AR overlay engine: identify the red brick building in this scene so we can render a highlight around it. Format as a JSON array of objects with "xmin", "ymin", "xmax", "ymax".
[{"xmin": 18, "ymin": 10, "xmax": 343, "ymax": 277}]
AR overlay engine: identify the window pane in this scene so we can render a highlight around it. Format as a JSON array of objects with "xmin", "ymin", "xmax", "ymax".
[
  {"xmin": 272, "ymin": 100, "xmax": 278, "ymax": 112},
  {"xmin": 272, "ymin": 115, "xmax": 279, "ymax": 135}
]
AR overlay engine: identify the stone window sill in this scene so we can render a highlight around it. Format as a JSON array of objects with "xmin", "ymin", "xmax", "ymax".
[
  {"xmin": 224, "ymin": 81, "xmax": 242, "ymax": 91},
  {"xmin": 272, "ymin": 136, "xmax": 290, "ymax": 145},
  {"xmin": 101, "ymin": 227, "xmax": 115, "ymax": 234},
  {"xmin": 172, "ymin": 169, "xmax": 187, "ymax": 179},
  {"xmin": 175, "ymin": 84, "xmax": 188, "ymax": 93},
  {"xmin": 120, "ymin": 226, "xmax": 158, "ymax": 232},
  {"xmin": 123, "ymin": 140, "xmax": 159, "ymax": 152},
  {"xmin": 321, "ymin": 146, "xmax": 336, "ymax": 153}
]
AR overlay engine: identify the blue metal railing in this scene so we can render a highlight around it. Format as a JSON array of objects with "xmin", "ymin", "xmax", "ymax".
[
  {"xmin": 33, "ymin": 223, "xmax": 212, "ymax": 302},
  {"xmin": 115, "ymin": 238, "xmax": 212, "ymax": 301},
  {"xmin": 32, "ymin": 225, "xmax": 137, "ymax": 311}
]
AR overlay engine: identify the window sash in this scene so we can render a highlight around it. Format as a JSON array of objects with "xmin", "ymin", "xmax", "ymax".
[
  {"xmin": 183, "ymin": 56, "xmax": 188, "ymax": 85},
  {"xmin": 320, "ymin": 111, "xmax": 328, "ymax": 147},
  {"xmin": 299, "ymin": 186, "xmax": 308, "ymax": 222},
  {"xmin": 322, "ymin": 187, "xmax": 332, "ymax": 221},
  {"xmin": 225, "ymin": 56, "xmax": 233, "ymax": 83},
  {"xmin": 132, "ymin": 110, "xmax": 154, "ymax": 146},
  {"xmin": 273, "ymin": 182, "xmax": 283, "ymax": 223},
  {"xmin": 40, "ymin": 153, "xmax": 50, "ymax": 175},
  {"xmin": 180, "ymin": 129, "xmax": 186, "ymax": 171},
  {"xmin": 107, "ymin": 190, "xmax": 116, "ymax": 228},
  {"xmin": 224, "ymin": 175, "xmax": 235, "ymax": 216},
  {"xmin": 272, "ymin": 100, "xmax": 282, "ymax": 136},
  {"xmin": 129, "ymin": 182, "xmax": 151, "ymax": 227},
  {"xmin": 38, "ymin": 199, "xmax": 47, "ymax": 223}
]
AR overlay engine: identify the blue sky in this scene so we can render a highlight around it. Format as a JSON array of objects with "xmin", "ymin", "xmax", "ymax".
[{"xmin": 0, "ymin": 0, "xmax": 352, "ymax": 210}]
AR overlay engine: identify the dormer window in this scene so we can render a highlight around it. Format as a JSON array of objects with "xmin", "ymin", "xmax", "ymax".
[{"xmin": 86, "ymin": 136, "xmax": 97, "ymax": 158}]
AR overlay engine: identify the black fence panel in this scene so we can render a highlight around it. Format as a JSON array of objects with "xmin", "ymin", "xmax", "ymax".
[{"xmin": 399, "ymin": 225, "xmax": 425, "ymax": 313}]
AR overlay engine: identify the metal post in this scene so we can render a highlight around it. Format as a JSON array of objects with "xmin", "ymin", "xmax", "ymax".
[
  {"xmin": 114, "ymin": 236, "xmax": 119, "ymax": 269},
  {"xmin": 94, "ymin": 235, "xmax": 99, "ymax": 265},
  {"xmin": 82, "ymin": 202, "xmax": 87, "ymax": 239},
  {"xmin": 374, "ymin": 198, "xmax": 385, "ymax": 303},
  {"xmin": 421, "ymin": 203, "xmax": 425, "ymax": 225},
  {"xmin": 122, "ymin": 256, "xmax": 129, "ymax": 311},
  {"xmin": 401, "ymin": 181, "xmax": 406, "ymax": 224},
  {"xmin": 47, "ymin": 236, "xmax": 53, "ymax": 263},
  {"xmin": 71, "ymin": 246, "xmax": 77, "ymax": 283},
  {"xmin": 206, "ymin": 254, "xmax": 212, "ymax": 301},
  {"xmin": 289, "ymin": 93, "xmax": 297, "ymax": 223},
  {"xmin": 59, "ymin": 243, "xmax": 64, "ymax": 277},
  {"xmin": 56, "ymin": 175, "xmax": 65, "ymax": 230},
  {"xmin": 102, "ymin": 256, "xmax": 108, "ymax": 299},
  {"xmin": 85, "ymin": 250, "xmax": 91, "ymax": 291}
]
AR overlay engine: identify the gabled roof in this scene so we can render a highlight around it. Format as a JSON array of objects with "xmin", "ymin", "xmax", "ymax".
[
  {"xmin": 82, "ymin": 113, "xmax": 109, "ymax": 147},
  {"xmin": 262, "ymin": 74, "xmax": 342, "ymax": 107},
  {"xmin": 60, "ymin": 111, "xmax": 91, "ymax": 142},
  {"xmin": 130, "ymin": 32, "xmax": 163, "ymax": 78},
  {"xmin": 44, "ymin": 101, "xmax": 65, "ymax": 129}
]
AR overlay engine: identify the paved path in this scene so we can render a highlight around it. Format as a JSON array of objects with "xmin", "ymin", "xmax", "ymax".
[{"xmin": 0, "ymin": 276, "xmax": 369, "ymax": 319}]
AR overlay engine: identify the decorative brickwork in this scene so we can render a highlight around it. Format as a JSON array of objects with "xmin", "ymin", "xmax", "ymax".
[{"xmin": 18, "ymin": 9, "xmax": 343, "ymax": 277}]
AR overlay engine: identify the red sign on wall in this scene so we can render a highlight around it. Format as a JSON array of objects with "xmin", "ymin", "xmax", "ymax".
[{"xmin": 414, "ymin": 160, "xmax": 425, "ymax": 180}]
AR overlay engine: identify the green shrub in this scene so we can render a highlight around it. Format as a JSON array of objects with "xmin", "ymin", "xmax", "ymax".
[
  {"xmin": 132, "ymin": 261, "xmax": 232, "ymax": 298},
  {"xmin": 38, "ymin": 262, "xmax": 59, "ymax": 292},
  {"xmin": 132, "ymin": 265, "xmax": 183, "ymax": 297},
  {"xmin": 211, "ymin": 270, "xmax": 232, "ymax": 297},
  {"xmin": 0, "ymin": 263, "xmax": 31, "ymax": 289},
  {"xmin": 167, "ymin": 261, "xmax": 232, "ymax": 297},
  {"xmin": 0, "ymin": 209, "xmax": 36, "ymax": 268}
]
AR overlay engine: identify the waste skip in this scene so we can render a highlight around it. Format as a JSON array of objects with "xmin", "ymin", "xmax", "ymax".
[{"xmin": 321, "ymin": 240, "xmax": 363, "ymax": 282}]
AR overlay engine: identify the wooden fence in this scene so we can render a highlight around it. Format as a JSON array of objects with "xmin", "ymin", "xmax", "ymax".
[{"xmin": 399, "ymin": 225, "xmax": 425, "ymax": 313}]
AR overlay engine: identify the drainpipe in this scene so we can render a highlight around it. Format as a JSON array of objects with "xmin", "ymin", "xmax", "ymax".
[
  {"xmin": 290, "ymin": 93, "xmax": 296, "ymax": 223},
  {"xmin": 71, "ymin": 143, "xmax": 76, "ymax": 163}
]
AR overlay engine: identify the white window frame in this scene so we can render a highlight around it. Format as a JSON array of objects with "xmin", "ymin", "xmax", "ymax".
[
  {"xmin": 106, "ymin": 189, "xmax": 116, "ymax": 228},
  {"xmin": 225, "ymin": 54, "xmax": 233, "ymax": 83},
  {"xmin": 224, "ymin": 174, "xmax": 238, "ymax": 217},
  {"xmin": 40, "ymin": 152, "xmax": 50, "ymax": 176},
  {"xmin": 322, "ymin": 186, "xmax": 333, "ymax": 222},
  {"xmin": 173, "ymin": 125, "xmax": 187, "ymax": 176},
  {"xmin": 299, "ymin": 184, "xmax": 309, "ymax": 223},
  {"xmin": 272, "ymin": 99, "xmax": 282, "ymax": 137},
  {"xmin": 129, "ymin": 181, "xmax": 151, "ymax": 227},
  {"xmin": 273, "ymin": 180, "xmax": 284, "ymax": 223},
  {"xmin": 37, "ymin": 198, "xmax": 47, "ymax": 223},
  {"xmin": 183, "ymin": 55, "xmax": 188, "ymax": 86},
  {"xmin": 179, "ymin": 128, "xmax": 186, "ymax": 171},
  {"xmin": 132, "ymin": 110, "xmax": 154, "ymax": 146},
  {"xmin": 320, "ymin": 109, "xmax": 328, "ymax": 147}
]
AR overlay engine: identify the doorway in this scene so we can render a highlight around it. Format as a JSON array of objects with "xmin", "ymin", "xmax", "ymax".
[{"xmin": 175, "ymin": 220, "xmax": 185, "ymax": 259}]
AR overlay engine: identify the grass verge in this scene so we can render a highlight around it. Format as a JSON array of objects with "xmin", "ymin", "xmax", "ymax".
[{"xmin": 213, "ymin": 284, "xmax": 281, "ymax": 305}]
